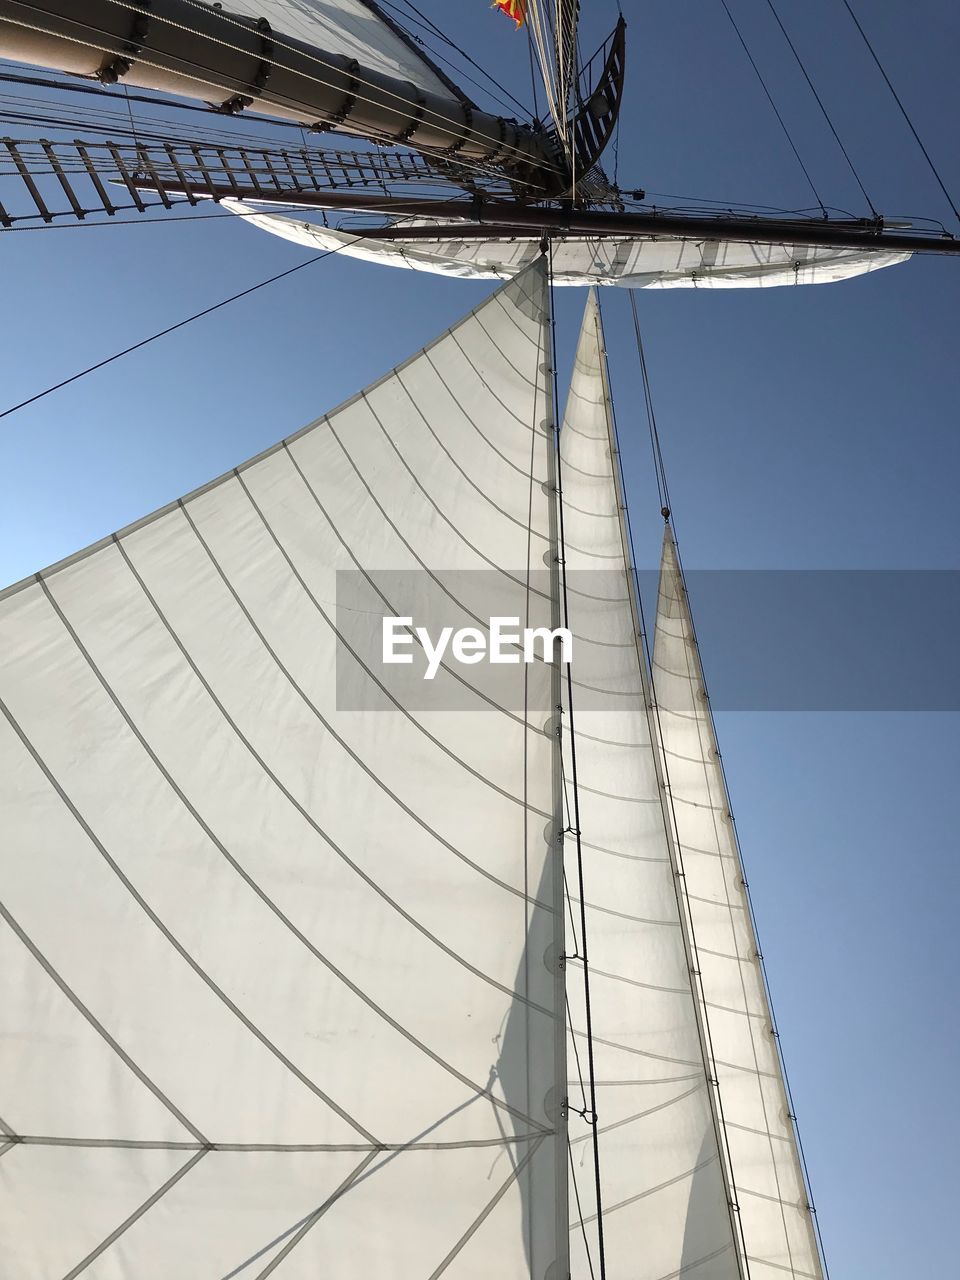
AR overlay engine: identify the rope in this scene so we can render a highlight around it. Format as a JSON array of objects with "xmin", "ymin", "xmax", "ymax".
[
  {"xmin": 385, "ymin": 0, "xmax": 532, "ymax": 117},
  {"xmin": 547, "ymin": 242, "xmax": 607, "ymax": 1280},
  {"xmin": 627, "ymin": 291, "xmax": 671, "ymax": 517},
  {"xmin": 4, "ymin": 1, "xmax": 557, "ymax": 188},
  {"xmin": 717, "ymin": 0, "xmax": 826, "ymax": 216},
  {"xmin": 838, "ymin": 0, "xmax": 960, "ymax": 229},
  {"xmin": 0, "ymin": 229, "xmax": 367, "ymax": 422},
  {"xmin": 761, "ymin": 0, "xmax": 877, "ymax": 217}
]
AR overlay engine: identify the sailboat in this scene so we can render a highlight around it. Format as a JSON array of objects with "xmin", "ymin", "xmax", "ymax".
[{"xmin": 0, "ymin": 2, "xmax": 955, "ymax": 1276}]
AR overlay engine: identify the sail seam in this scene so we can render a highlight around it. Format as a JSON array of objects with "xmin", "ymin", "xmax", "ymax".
[
  {"xmin": 61, "ymin": 1149, "xmax": 208, "ymax": 1280},
  {"xmin": 394, "ymin": 366, "xmax": 552, "ymax": 544},
  {"xmin": 42, "ymin": 567, "xmax": 554, "ymax": 1134},
  {"xmin": 354, "ymin": 388, "xmax": 551, "ymax": 598},
  {"xmin": 284, "ymin": 435, "xmax": 546, "ymax": 719},
  {"xmin": 111, "ymin": 534, "xmax": 556, "ymax": 1017},
  {"xmin": 245, "ymin": 1150, "xmax": 380, "ymax": 1280},
  {"xmin": 568, "ymin": 1083, "xmax": 706, "ymax": 1145},
  {"xmin": 175, "ymin": 496, "xmax": 553, "ymax": 907},
  {"xmin": 3, "ymin": 665, "xmax": 380, "ymax": 1143},
  {"xmin": 232, "ymin": 470, "xmax": 554, "ymax": 818},
  {"xmin": 10, "ymin": 1134, "xmax": 545, "ymax": 1151},
  {"xmin": 650, "ymin": 1243, "xmax": 738, "ymax": 1280},
  {"xmin": 426, "ymin": 1136, "xmax": 547, "ymax": 1278},
  {"xmin": 574, "ymin": 1152, "xmax": 720, "ymax": 1225},
  {"xmin": 0, "ymin": 893, "xmax": 207, "ymax": 1145}
]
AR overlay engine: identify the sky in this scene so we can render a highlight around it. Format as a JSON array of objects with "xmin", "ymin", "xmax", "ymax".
[{"xmin": 1, "ymin": 1, "xmax": 959, "ymax": 1275}]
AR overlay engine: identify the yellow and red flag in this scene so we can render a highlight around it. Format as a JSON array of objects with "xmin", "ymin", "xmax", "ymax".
[{"xmin": 492, "ymin": 0, "xmax": 526, "ymax": 28}]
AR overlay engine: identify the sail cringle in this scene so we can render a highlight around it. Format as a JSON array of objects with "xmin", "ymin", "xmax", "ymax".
[
  {"xmin": 0, "ymin": 262, "xmax": 570, "ymax": 1278},
  {"xmin": 652, "ymin": 531, "xmax": 824, "ymax": 1280},
  {"xmin": 558, "ymin": 292, "xmax": 741, "ymax": 1280}
]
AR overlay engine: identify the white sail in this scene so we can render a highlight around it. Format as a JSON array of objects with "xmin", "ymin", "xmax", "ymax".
[
  {"xmin": 0, "ymin": 262, "xmax": 570, "ymax": 1277},
  {"xmin": 652, "ymin": 530, "xmax": 824, "ymax": 1280},
  {"xmin": 559, "ymin": 293, "xmax": 742, "ymax": 1280},
  {"xmin": 233, "ymin": 205, "xmax": 911, "ymax": 288},
  {"xmin": 224, "ymin": 0, "xmax": 463, "ymax": 102}
]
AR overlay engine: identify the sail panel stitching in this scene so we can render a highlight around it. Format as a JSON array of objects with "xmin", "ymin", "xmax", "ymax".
[
  {"xmin": 5, "ymin": 619, "xmax": 379, "ymax": 1144},
  {"xmin": 281, "ymin": 440, "xmax": 540, "ymax": 721},
  {"xmin": 427, "ymin": 1136, "xmax": 547, "ymax": 1277},
  {"xmin": 568, "ymin": 1082, "xmax": 705, "ymax": 1146},
  {"xmin": 42, "ymin": 568, "xmax": 550, "ymax": 1136},
  {"xmin": 247, "ymin": 1150, "xmax": 380, "ymax": 1280},
  {"xmin": 61, "ymin": 1149, "xmax": 208, "ymax": 1280},
  {"xmin": 0, "ymin": 889, "xmax": 206, "ymax": 1145},
  {"xmin": 232, "ymin": 470, "xmax": 553, "ymax": 819},
  {"xmin": 574, "ymin": 1151, "xmax": 719, "ymax": 1225},
  {"xmin": 9, "ymin": 1134, "xmax": 545, "ymax": 1152},
  {"xmin": 176, "ymin": 497, "xmax": 550, "ymax": 908},
  {"xmin": 112, "ymin": 535, "xmax": 552, "ymax": 1015}
]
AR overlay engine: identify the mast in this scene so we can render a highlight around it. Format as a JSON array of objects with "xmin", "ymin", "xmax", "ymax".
[
  {"xmin": 543, "ymin": 251, "xmax": 572, "ymax": 1280},
  {"xmin": 0, "ymin": 0, "xmax": 565, "ymax": 190}
]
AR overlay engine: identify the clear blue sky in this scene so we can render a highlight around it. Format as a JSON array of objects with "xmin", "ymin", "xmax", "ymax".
[{"xmin": 1, "ymin": 2, "xmax": 958, "ymax": 1275}]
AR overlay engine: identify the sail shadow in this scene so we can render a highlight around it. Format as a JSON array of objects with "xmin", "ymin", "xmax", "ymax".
[
  {"xmin": 493, "ymin": 831, "xmax": 562, "ymax": 1279},
  {"xmin": 679, "ymin": 1132, "xmax": 739, "ymax": 1280},
  {"xmin": 220, "ymin": 834, "xmax": 560, "ymax": 1278},
  {"xmin": 219, "ymin": 1091, "xmax": 491, "ymax": 1280}
]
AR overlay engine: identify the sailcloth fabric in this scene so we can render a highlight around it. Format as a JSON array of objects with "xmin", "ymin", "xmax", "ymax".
[
  {"xmin": 233, "ymin": 205, "xmax": 912, "ymax": 288},
  {"xmin": 224, "ymin": 0, "xmax": 462, "ymax": 102},
  {"xmin": 558, "ymin": 293, "xmax": 741, "ymax": 1280},
  {"xmin": 0, "ymin": 263, "xmax": 571, "ymax": 1277},
  {"xmin": 652, "ymin": 531, "xmax": 824, "ymax": 1280}
]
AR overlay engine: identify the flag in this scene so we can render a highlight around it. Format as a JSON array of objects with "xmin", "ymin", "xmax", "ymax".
[{"xmin": 492, "ymin": 0, "xmax": 526, "ymax": 27}]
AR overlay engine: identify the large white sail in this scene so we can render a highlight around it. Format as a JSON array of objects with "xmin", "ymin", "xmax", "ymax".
[
  {"xmin": 0, "ymin": 262, "xmax": 570, "ymax": 1277},
  {"xmin": 652, "ymin": 530, "xmax": 824, "ymax": 1280},
  {"xmin": 559, "ymin": 293, "xmax": 742, "ymax": 1280},
  {"xmin": 233, "ymin": 206, "xmax": 911, "ymax": 288},
  {"xmin": 224, "ymin": 0, "xmax": 464, "ymax": 102}
]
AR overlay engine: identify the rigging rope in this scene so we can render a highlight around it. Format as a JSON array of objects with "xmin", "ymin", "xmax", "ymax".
[
  {"xmin": 547, "ymin": 242, "xmax": 607, "ymax": 1280},
  {"xmin": 838, "ymin": 0, "xmax": 960, "ymax": 229},
  {"xmin": 716, "ymin": 0, "xmax": 826, "ymax": 216},
  {"xmin": 0, "ymin": 230, "xmax": 368, "ymax": 422},
  {"xmin": 627, "ymin": 293, "xmax": 670, "ymax": 516},
  {"xmin": 151, "ymin": 0, "xmax": 559, "ymax": 173},
  {"xmin": 761, "ymin": 0, "xmax": 877, "ymax": 218},
  {"xmin": 3, "ymin": 1, "xmax": 557, "ymax": 191},
  {"xmin": 385, "ymin": 0, "xmax": 532, "ymax": 118}
]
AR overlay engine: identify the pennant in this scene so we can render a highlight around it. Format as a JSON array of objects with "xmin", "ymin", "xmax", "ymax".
[{"xmin": 492, "ymin": 0, "xmax": 526, "ymax": 28}]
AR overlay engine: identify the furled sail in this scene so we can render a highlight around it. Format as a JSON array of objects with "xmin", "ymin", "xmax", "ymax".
[
  {"xmin": 224, "ymin": 0, "xmax": 465, "ymax": 103},
  {"xmin": 0, "ymin": 262, "xmax": 571, "ymax": 1277},
  {"xmin": 652, "ymin": 529, "xmax": 824, "ymax": 1280},
  {"xmin": 559, "ymin": 293, "xmax": 742, "ymax": 1279},
  {"xmin": 233, "ymin": 205, "xmax": 912, "ymax": 287}
]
